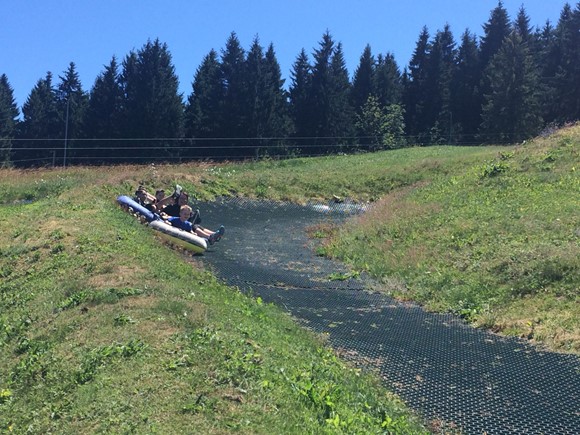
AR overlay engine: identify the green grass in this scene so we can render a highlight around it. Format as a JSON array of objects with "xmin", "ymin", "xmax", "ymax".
[
  {"xmin": 0, "ymin": 171, "xmax": 427, "ymax": 432},
  {"xmin": 198, "ymin": 126, "xmax": 579, "ymax": 353},
  {"xmin": 199, "ymin": 145, "xmax": 506, "ymax": 202},
  {"xmin": 318, "ymin": 126, "xmax": 579, "ymax": 353},
  {"xmin": 1, "ymin": 124, "xmax": 578, "ymax": 432}
]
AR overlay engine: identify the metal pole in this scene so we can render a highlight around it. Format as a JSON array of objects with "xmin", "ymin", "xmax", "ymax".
[{"xmin": 64, "ymin": 98, "xmax": 70, "ymax": 168}]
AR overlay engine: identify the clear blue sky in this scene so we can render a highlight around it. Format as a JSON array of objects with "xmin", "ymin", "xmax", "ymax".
[{"xmin": 1, "ymin": 0, "xmax": 568, "ymax": 111}]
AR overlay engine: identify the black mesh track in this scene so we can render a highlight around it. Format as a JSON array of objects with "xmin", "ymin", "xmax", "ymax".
[{"xmin": 198, "ymin": 198, "xmax": 580, "ymax": 434}]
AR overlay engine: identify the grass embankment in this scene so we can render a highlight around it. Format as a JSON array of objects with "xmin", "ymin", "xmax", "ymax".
[
  {"xmin": 205, "ymin": 124, "xmax": 578, "ymax": 354},
  {"xmin": 0, "ymin": 175, "xmax": 425, "ymax": 432},
  {"xmin": 0, "ymin": 124, "xmax": 577, "ymax": 432},
  {"xmin": 322, "ymin": 127, "xmax": 579, "ymax": 354},
  {"xmin": 201, "ymin": 126, "xmax": 578, "ymax": 354}
]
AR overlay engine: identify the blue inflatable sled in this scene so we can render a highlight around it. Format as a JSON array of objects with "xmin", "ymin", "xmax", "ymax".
[{"xmin": 116, "ymin": 195, "xmax": 208, "ymax": 254}]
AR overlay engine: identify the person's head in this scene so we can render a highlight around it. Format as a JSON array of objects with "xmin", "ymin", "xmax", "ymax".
[
  {"xmin": 179, "ymin": 204, "xmax": 192, "ymax": 222},
  {"xmin": 177, "ymin": 192, "xmax": 189, "ymax": 206},
  {"xmin": 155, "ymin": 189, "xmax": 165, "ymax": 202},
  {"xmin": 135, "ymin": 188, "xmax": 147, "ymax": 201}
]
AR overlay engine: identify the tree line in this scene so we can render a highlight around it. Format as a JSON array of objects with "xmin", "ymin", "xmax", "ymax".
[{"xmin": 1, "ymin": 1, "xmax": 579, "ymax": 167}]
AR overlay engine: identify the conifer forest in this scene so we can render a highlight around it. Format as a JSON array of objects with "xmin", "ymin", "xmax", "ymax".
[{"xmin": 1, "ymin": 2, "xmax": 579, "ymax": 167}]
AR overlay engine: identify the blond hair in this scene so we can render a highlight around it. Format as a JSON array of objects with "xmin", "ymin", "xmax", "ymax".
[{"xmin": 180, "ymin": 204, "xmax": 192, "ymax": 214}]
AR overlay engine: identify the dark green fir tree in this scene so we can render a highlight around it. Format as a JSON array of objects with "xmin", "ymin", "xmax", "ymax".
[
  {"xmin": 425, "ymin": 24, "xmax": 456, "ymax": 144},
  {"xmin": 0, "ymin": 74, "xmax": 19, "ymax": 166},
  {"xmin": 452, "ymin": 30, "xmax": 480, "ymax": 143},
  {"xmin": 56, "ymin": 62, "xmax": 88, "ymax": 165},
  {"xmin": 478, "ymin": 1, "xmax": 512, "ymax": 132},
  {"xmin": 403, "ymin": 26, "xmax": 431, "ymax": 143},
  {"xmin": 121, "ymin": 39, "xmax": 184, "ymax": 162},
  {"xmin": 85, "ymin": 56, "xmax": 124, "ymax": 162},
  {"xmin": 259, "ymin": 43, "xmax": 292, "ymax": 154},
  {"xmin": 479, "ymin": 32, "xmax": 542, "ymax": 143},
  {"xmin": 552, "ymin": 3, "xmax": 580, "ymax": 122},
  {"xmin": 374, "ymin": 52, "xmax": 402, "ymax": 108},
  {"xmin": 309, "ymin": 31, "xmax": 336, "ymax": 153},
  {"xmin": 479, "ymin": 1, "xmax": 511, "ymax": 69},
  {"xmin": 328, "ymin": 42, "xmax": 355, "ymax": 151},
  {"xmin": 220, "ymin": 32, "xmax": 247, "ymax": 156},
  {"xmin": 537, "ymin": 20, "xmax": 558, "ymax": 123},
  {"xmin": 18, "ymin": 72, "xmax": 60, "ymax": 166},
  {"xmin": 288, "ymin": 48, "xmax": 313, "ymax": 149},
  {"xmin": 184, "ymin": 49, "xmax": 225, "ymax": 158},
  {"xmin": 351, "ymin": 44, "xmax": 375, "ymax": 115}
]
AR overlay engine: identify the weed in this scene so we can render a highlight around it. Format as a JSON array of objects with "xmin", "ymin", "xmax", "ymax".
[
  {"xmin": 181, "ymin": 394, "xmax": 208, "ymax": 414},
  {"xmin": 0, "ymin": 389, "xmax": 12, "ymax": 405},
  {"xmin": 114, "ymin": 314, "xmax": 136, "ymax": 326},
  {"xmin": 95, "ymin": 287, "xmax": 144, "ymax": 304},
  {"xmin": 57, "ymin": 290, "xmax": 89, "ymax": 311},
  {"xmin": 50, "ymin": 243, "xmax": 65, "ymax": 254},
  {"xmin": 10, "ymin": 339, "xmax": 51, "ymax": 384},
  {"xmin": 328, "ymin": 270, "xmax": 360, "ymax": 281},
  {"xmin": 480, "ymin": 160, "xmax": 509, "ymax": 178},
  {"xmin": 75, "ymin": 339, "xmax": 147, "ymax": 384}
]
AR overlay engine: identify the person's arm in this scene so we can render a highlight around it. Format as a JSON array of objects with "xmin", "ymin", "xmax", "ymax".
[
  {"xmin": 136, "ymin": 189, "xmax": 156, "ymax": 203},
  {"xmin": 156, "ymin": 195, "xmax": 175, "ymax": 209}
]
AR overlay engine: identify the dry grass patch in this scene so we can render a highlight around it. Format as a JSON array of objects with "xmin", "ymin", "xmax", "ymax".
[
  {"xmin": 481, "ymin": 295, "xmax": 580, "ymax": 354},
  {"xmin": 87, "ymin": 265, "xmax": 149, "ymax": 289},
  {"xmin": 52, "ymin": 294, "xmax": 208, "ymax": 353}
]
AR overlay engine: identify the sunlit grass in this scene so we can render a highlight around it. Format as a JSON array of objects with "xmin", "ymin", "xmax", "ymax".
[
  {"xmin": 0, "ymin": 174, "xmax": 427, "ymax": 432},
  {"xmin": 322, "ymin": 124, "xmax": 579, "ymax": 353},
  {"xmin": 1, "ymin": 124, "xmax": 578, "ymax": 433}
]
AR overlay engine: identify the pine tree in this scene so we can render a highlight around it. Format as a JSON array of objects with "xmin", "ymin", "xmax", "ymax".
[
  {"xmin": 309, "ymin": 31, "xmax": 336, "ymax": 154},
  {"xmin": 374, "ymin": 52, "xmax": 402, "ymax": 108},
  {"xmin": 260, "ymin": 43, "xmax": 292, "ymax": 155},
  {"xmin": 479, "ymin": 1, "xmax": 511, "ymax": 69},
  {"xmin": 479, "ymin": 32, "xmax": 542, "ymax": 143},
  {"xmin": 537, "ymin": 20, "xmax": 558, "ymax": 123},
  {"xmin": 452, "ymin": 30, "xmax": 480, "ymax": 143},
  {"xmin": 306, "ymin": 32, "xmax": 355, "ymax": 154},
  {"xmin": 403, "ymin": 26, "xmax": 431, "ymax": 143},
  {"xmin": 328, "ymin": 42, "xmax": 355, "ymax": 152},
  {"xmin": 552, "ymin": 3, "xmax": 580, "ymax": 122},
  {"xmin": 184, "ymin": 49, "xmax": 224, "ymax": 158},
  {"xmin": 288, "ymin": 48, "xmax": 313, "ymax": 149},
  {"xmin": 351, "ymin": 45, "xmax": 375, "ymax": 115},
  {"xmin": 0, "ymin": 74, "xmax": 19, "ymax": 166},
  {"xmin": 478, "ymin": 1, "xmax": 512, "ymax": 135},
  {"xmin": 56, "ymin": 62, "xmax": 88, "ymax": 165},
  {"xmin": 220, "ymin": 32, "xmax": 247, "ymax": 156},
  {"xmin": 18, "ymin": 72, "xmax": 60, "ymax": 166},
  {"xmin": 244, "ymin": 36, "xmax": 267, "ymax": 155},
  {"xmin": 514, "ymin": 7, "xmax": 540, "ymax": 75},
  {"xmin": 514, "ymin": 5, "xmax": 533, "ymax": 43},
  {"xmin": 121, "ymin": 39, "xmax": 184, "ymax": 162},
  {"xmin": 425, "ymin": 24, "xmax": 456, "ymax": 144},
  {"xmin": 85, "ymin": 56, "xmax": 124, "ymax": 162}
]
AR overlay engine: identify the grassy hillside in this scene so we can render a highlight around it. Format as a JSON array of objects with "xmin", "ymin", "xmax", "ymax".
[
  {"xmin": 0, "ymin": 180, "xmax": 426, "ymax": 431},
  {"xmin": 197, "ymin": 125, "xmax": 579, "ymax": 354},
  {"xmin": 213, "ymin": 126, "xmax": 579, "ymax": 354},
  {"xmin": 0, "ymin": 124, "xmax": 578, "ymax": 432},
  {"xmin": 321, "ymin": 126, "xmax": 579, "ymax": 354}
]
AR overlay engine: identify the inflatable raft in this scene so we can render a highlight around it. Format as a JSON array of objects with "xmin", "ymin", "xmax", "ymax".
[{"xmin": 116, "ymin": 195, "xmax": 208, "ymax": 254}]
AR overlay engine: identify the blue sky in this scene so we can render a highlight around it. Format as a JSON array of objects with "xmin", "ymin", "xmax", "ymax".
[{"xmin": 1, "ymin": 0, "xmax": 569, "ymax": 110}]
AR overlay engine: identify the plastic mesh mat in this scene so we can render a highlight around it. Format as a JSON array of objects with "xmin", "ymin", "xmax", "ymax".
[{"xmin": 198, "ymin": 198, "xmax": 580, "ymax": 434}]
